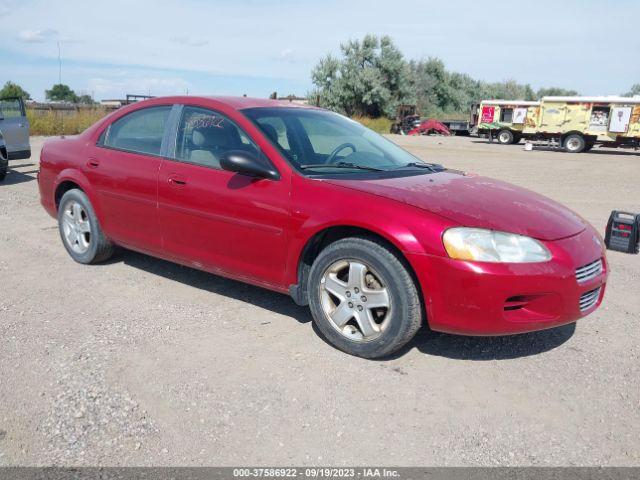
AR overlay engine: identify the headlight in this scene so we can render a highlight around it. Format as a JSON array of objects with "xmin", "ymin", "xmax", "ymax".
[{"xmin": 443, "ymin": 228, "xmax": 552, "ymax": 263}]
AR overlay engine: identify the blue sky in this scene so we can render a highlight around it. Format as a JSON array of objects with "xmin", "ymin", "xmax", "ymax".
[{"xmin": 0, "ymin": 0, "xmax": 638, "ymax": 101}]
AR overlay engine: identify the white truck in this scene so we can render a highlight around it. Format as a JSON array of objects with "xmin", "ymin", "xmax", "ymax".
[{"xmin": 0, "ymin": 96, "xmax": 31, "ymax": 161}]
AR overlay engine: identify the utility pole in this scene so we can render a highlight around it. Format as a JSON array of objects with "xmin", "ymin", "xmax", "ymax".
[{"xmin": 57, "ymin": 41, "xmax": 62, "ymax": 85}]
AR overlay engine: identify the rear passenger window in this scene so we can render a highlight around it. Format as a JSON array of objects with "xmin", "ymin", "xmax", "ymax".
[{"xmin": 100, "ymin": 106, "xmax": 171, "ymax": 156}]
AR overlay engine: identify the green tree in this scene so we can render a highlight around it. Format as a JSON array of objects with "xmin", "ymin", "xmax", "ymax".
[
  {"xmin": 0, "ymin": 81, "xmax": 31, "ymax": 100},
  {"xmin": 410, "ymin": 58, "xmax": 457, "ymax": 115},
  {"xmin": 536, "ymin": 87, "xmax": 579, "ymax": 98},
  {"xmin": 45, "ymin": 84, "xmax": 78, "ymax": 103},
  {"xmin": 309, "ymin": 35, "xmax": 585, "ymax": 119},
  {"xmin": 480, "ymin": 79, "xmax": 536, "ymax": 101},
  {"xmin": 623, "ymin": 84, "xmax": 640, "ymax": 97},
  {"xmin": 310, "ymin": 34, "xmax": 413, "ymax": 117},
  {"xmin": 77, "ymin": 94, "xmax": 96, "ymax": 105}
]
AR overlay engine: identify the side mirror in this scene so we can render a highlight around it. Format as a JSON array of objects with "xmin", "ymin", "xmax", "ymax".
[{"xmin": 220, "ymin": 150, "xmax": 279, "ymax": 180}]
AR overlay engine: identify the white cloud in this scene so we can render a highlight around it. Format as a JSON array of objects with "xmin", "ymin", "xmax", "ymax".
[
  {"xmin": 17, "ymin": 28, "xmax": 59, "ymax": 43},
  {"xmin": 170, "ymin": 36, "xmax": 208, "ymax": 47}
]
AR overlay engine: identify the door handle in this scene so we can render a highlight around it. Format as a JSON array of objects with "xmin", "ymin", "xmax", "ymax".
[
  {"xmin": 87, "ymin": 158, "xmax": 100, "ymax": 168},
  {"xmin": 167, "ymin": 174, "xmax": 187, "ymax": 187}
]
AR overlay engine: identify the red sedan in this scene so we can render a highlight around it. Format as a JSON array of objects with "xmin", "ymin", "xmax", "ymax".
[{"xmin": 38, "ymin": 96, "xmax": 608, "ymax": 358}]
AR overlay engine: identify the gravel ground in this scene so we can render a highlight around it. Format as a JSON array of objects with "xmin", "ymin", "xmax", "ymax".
[{"xmin": 0, "ymin": 135, "xmax": 638, "ymax": 466}]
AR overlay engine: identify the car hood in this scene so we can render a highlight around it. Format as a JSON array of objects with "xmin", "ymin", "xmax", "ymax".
[{"xmin": 325, "ymin": 170, "xmax": 587, "ymax": 241}]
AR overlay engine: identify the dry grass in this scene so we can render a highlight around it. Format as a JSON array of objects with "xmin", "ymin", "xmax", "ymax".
[
  {"xmin": 352, "ymin": 116, "xmax": 393, "ymax": 134},
  {"xmin": 26, "ymin": 108, "xmax": 395, "ymax": 137},
  {"xmin": 27, "ymin": 108, "xmax": 112, "ymax": 136}
]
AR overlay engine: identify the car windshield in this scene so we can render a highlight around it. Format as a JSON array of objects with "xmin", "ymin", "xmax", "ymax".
[{"xmin": 242, "ymin": 107, "xmax": 443, "ymax": 174}]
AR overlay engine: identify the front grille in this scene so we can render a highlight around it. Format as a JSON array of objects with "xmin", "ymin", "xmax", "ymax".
[
  {"xmin": 575, "ymin": 259, "xmax": 603, "ymax": 283},
  {"xmin": 579, "ymin": 287, "xmax": 601, "ymax": 312}
]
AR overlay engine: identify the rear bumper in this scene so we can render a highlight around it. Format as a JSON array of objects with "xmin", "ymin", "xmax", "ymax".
[{"xmin": 408, "ymin": 227, "xmax": 608, "ymax": 335}]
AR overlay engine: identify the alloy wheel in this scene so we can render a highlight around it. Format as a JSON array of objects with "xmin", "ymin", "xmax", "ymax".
[
  {"xmin": 61, "ymin": 200, "xmax": 91, "ymax": 254},
  {"xmin": 319, "ymin": 260, "xmax": 391, "ymax": 342}
]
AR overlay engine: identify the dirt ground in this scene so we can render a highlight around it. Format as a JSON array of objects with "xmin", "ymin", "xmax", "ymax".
[{"xmin": 0, "ymin": 136, "xmax": 638, "ymax": 466}]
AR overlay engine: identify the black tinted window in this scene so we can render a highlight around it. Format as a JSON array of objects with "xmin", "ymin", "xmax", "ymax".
[
  {"xmin": 101, "ymin": 106, "xmax": 171, "ymax": 156},
  {"xmin": 175, "ymin": 106, "xmax": 258, "ymax": 169}
]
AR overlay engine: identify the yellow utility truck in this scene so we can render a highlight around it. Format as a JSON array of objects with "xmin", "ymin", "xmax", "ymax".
[
  {"xmin": 476, "ymin": 100, "xmax": 540, "ymax": 145},
  {"xmin": 477, "ymin": 96, "xmax": 640, "ymax": 152}
]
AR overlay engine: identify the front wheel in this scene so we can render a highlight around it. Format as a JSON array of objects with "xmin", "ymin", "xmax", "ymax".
[
  {"xmin": 58, "ymin": 189, "xmax": 114, "ymax": 264},
  {"xmin": 308, "ymin": 237, "xmax": 423, "ymax": 359},
  {"xmin": 497, "ymin": 129, "xmax": 515, "ymax": 145}
]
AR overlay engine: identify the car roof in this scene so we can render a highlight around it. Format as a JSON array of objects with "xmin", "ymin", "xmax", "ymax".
[{"xmin": 128, "ymin": 95, "xmax": 318, "ymax": 111}]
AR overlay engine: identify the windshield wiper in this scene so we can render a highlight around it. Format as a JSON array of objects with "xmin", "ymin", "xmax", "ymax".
[
  {"xmin": 394, "ymin": 161, "xmax": 443, "ymax": 172},
  {"xmin": 299, "ymin": 162, "xmax": 385, "ymax": 172}
]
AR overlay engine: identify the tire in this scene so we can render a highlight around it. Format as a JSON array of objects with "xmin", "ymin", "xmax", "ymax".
[
  {"xmin": 564, "ymin": 134, "xmax": 586, "ymax": 153},
  {"xmin": 57, "ymin": 189, "xmax": 114, "ymax": 264},
  {"xmin": 512, "ymin": 135, "xmax": 522, "ymax": 145},
  {"xmin": 307, "ymin": 237, "xmax": 423, "ymax": 359},
  {"xmin": 497, "ymin": 129, "xmax": 514, "ymax": 145}
]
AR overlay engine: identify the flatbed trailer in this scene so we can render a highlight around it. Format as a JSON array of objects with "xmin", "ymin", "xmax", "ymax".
[{"xmin": 440, "ymin": 120, "xmax": 473, "ymax": 136}]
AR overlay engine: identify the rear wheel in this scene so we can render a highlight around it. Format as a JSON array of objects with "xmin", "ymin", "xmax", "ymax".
[
  {"xmin": 308, "ymin": 237, "xmax": 423, "ymax": 359},
  {"xmin": 497, "ymin": 129, "xmax": 515, "ymax": 145},
  {"xmin": 564, "ymin": 134, "xmax": 586, "ymax": 153},
  {"xmin": 58, "ymin": 189, "xmax": 114, "ymax": 264}
]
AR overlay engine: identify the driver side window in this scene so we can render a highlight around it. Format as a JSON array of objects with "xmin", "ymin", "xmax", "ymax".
[{"xmin": 174, "ymin": 106, "xmax": 259, "ymax": 169}]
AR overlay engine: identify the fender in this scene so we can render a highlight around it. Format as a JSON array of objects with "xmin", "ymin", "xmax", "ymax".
[
  {"xmin": 53, "ymin": 168, "xmax": 106, "ymax": 225},
  {"xmin": 284, "ymin": 175, "xmax": 457, "ymax": 286},
  {"xmin": 284, "ymin": 207, "xmax": 455, "ymax": 288}
]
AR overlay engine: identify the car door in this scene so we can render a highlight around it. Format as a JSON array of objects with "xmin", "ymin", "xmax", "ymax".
[
  {"xmin": 0, "ymin": 97, "xmax": 30, "ymax": 159},
  {"xmin": 86, "ymin": 104, "xmax": 173, "ymax": 254},
  {"xmin": 158, "ymin": 105, "xmax": 290, "ymax": 288}
]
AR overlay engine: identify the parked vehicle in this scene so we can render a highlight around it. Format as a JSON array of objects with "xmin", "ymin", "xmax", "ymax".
[
  {"xmin": 531, "ymin": 96, "xmax": 640, "ymax": 152},
  {"xmin": 391, "ymin": 104, "xmax": 476, "ymax": 136},
  {"xmin": 476, "ymin": 100, "xmax": 540, "ymax": 145},
  {"xmin": 477, "ymin": 96, "xmax": 640, "ymax": 152},
  {"xmin": 38, "ymin": 96, "xmax": 608, "ymax": 358},
  {"xmin": 0, "ymin": 130, "xmax": 7, "ymax": 181},
  {"xmin": 407, "ymin": 119, "xmax": 451, "ymax": 136},
  {"xmin": 440, "ymin": 119, "xmax": 472, "ymax": 136},
  {"xmin": 0, "ymin": 96, "xmax": 31, "ymax": 160},
  {"xmin": 389, "ymin": 104, "xmax": 421, "ymax": 134}
]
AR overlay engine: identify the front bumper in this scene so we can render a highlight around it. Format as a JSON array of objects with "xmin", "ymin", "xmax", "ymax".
[{"xmin": 407, "ymin": 227, "xmax": 608, "ymax": 335}]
